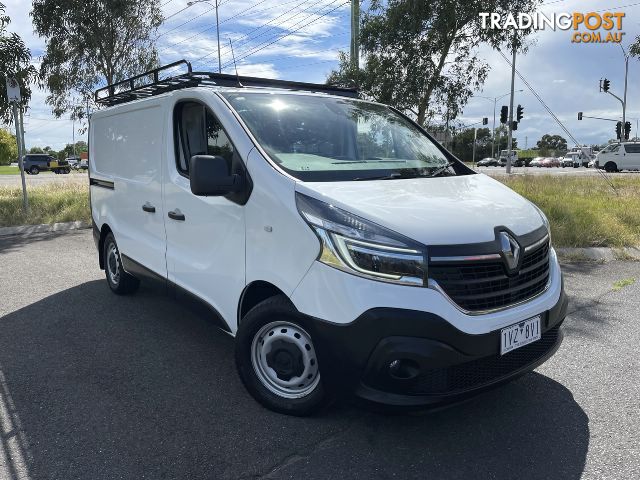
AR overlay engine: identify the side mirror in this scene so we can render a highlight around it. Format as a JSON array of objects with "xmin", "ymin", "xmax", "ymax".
[{"xmin": 189, "ymin": 155, "xmax": 242, "ymax": 196}]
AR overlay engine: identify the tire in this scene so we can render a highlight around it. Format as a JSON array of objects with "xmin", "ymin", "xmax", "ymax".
[
  {"xmin": 29, "ymin": 166, "xmax": 39, "ymax": 175},
  {"xmin": 103, "ymin": 232, "xmax": 140, "ymax": 295},
  {"xmin": 604, "ymin": 161, "xmax": 618, "ymax": 173},
  {"xmin": 235, "ymin": 295, "xmax": 330, "ymax": 416}
]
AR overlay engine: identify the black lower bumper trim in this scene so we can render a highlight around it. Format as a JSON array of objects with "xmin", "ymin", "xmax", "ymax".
[{"xmin": 305, "ymin": 281, "xmax": 568, "ymax": 407}]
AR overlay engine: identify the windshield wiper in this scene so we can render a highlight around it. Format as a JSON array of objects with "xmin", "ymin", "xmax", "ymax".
[
  {"xmin": 354, "ymin": 173, "xmax": 405, "ymax": 181},
  {"xmin": 428, "ymin": 161, "xmax": 456, "ymax": 177}
]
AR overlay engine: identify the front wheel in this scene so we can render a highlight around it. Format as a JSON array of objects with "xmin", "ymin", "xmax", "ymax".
[
  {"xmin": 235, "ymin": 296, "xmax": 330, "ymax": 416},
  {"xmin": 29, "ymin": 166, "xmax": 39, "ymax": 175},
  {"xmin": 103, "ymin": 233, "xmax": 140, "ymax": 295}
]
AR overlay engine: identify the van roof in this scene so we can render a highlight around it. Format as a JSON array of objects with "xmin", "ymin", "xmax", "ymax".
[{"xmin": 94, "ymin": 59, "xmax": 358, "ymax": 108}]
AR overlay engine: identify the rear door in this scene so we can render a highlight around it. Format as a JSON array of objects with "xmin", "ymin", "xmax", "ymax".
[
  {"xmin": 163, "ymin": 97, "xmax": 246, "ymax": 327},
  {"xmin": 90, "ymin": 103, "xmax": 167, "ymax": 278}
]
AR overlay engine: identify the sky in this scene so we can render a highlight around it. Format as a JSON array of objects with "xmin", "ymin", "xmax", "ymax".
[{"xmin": 2, "ymin": 0, "xmax": 640, "ymax": 151}]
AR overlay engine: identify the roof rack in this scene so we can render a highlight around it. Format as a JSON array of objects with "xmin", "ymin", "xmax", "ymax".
[{"xmin": 94, "ymin": 59, "xmax": 358, "ymax": 107}]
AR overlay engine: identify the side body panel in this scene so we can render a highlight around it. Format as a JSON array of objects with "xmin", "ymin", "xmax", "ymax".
[{"xmin": 89, "ymin": 102, "xmax": 167, "ymax": 277}]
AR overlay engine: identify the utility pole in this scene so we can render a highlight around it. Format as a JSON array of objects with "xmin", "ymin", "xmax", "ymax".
[
  {"xmin": 350, "ymin": 0, "xmax": 360, "ymax": 70},
  {"xmin": 215, "ymin": 0, "xmax": 221, "ymax": 73},
  {"xmin": 6, "ymin": 77, "xmax": 28, "ymax": 212},
  {"xmin": 622, "ymin": 47, "xmax": 628, "ymax": 139},
  {"xmin": 472, "ymin": 127, "xmax": 478, "ymax": 165},
  {"xmin": 506, "ymin": 34, "xmax": 517, "ymax": 174}
]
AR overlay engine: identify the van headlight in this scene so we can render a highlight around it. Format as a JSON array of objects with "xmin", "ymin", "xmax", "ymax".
[{"xmin": 296, "ymin": 192, "xmax": 426, "ymax": 286}]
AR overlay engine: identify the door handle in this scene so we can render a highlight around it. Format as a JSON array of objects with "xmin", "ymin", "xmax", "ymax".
[
  {"xmin": 142, "ymin": 203, "xmax": 156, "ymax": 213},
  {"xmin": 168, "ymin": 210, "xmax": 185, "ymax": 221}
]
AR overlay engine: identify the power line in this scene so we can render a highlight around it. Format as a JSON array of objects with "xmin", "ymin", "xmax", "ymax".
[
  {"xmin": 157, "ymin": 0, "xmax": 232, "ymax": 39},
  {"xmin": 197, "ymin": 0, "xmax": 347, "ymax": 70},
  {"xmin": 158, "ymin": 0, "xmax": 279, "ymax": 53},
  {"xmin": 496, "ymin": 48, "xmax": 618, "ymax": 191}
]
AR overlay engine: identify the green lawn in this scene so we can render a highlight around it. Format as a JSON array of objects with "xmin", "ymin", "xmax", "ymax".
[
  {"xmin": 0, "ymin": 165, "xmax": 19, "ymax": 175},
  {"xmin": 0, "ymin": 176, "xmax": 638, "ymax": 248},
  {"xmin": 0, "ymin": 183, "xmax": 90, "ymax": 227},
  {"xmin": 501, "ymin": 175, "xmax": 640, "ymax": 248}
]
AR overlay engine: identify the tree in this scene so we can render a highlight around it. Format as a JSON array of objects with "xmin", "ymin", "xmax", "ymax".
[
  {"xmin": 31, "ymin": 0, "xmax": 162, "ymax": 121},
  {"xmin": 327, "ymin": 0, "xmax": 539, "ymax": 126},
  {"xmin": 0, "ymin": 2, "xmax": 37, "ymax": 124},
  {"xmin": 29, "ymin": 146, "xmax": 44, "ymax": 154},
  {"xmin": 451, "ymin": 127, "xmax": 491, "ymax": 161},
  {"xmin": 536, "ymin": 134, "xmax": 567, "ymax": 155},
  {"xmin": 0, "ymin": 128, "xmax": 18, "ymax": 165},
  {"xmin": 630, "ymin": 35, "xmax": 640, "ymax": 57}
]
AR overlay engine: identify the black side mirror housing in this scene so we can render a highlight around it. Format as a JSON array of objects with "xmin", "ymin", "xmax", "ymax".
[{"xmin": 189, "ymin": 155, "xmax": 242, "ymax": 196}]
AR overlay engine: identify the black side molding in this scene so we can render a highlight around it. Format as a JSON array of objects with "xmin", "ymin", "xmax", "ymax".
[
  {"xmin": 120, "ymin": 254, "xmax": 231, "ymax": 333},
  {"xmin": 90, "ymin": 178, "xmax": 115, "ymax": 189}
]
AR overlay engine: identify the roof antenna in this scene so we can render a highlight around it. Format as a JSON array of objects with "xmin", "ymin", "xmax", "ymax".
[{"xmin": 228, "ymin": 39, "xmax": 243, "ymax": 88}]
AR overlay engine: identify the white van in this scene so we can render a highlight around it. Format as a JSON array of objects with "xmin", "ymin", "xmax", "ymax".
[
  {"xmin": 89, "ymin": 61, "xmax": 567, "ymax": 415},
  {"xmin": 596, "ymin": 142, "xmax": 640, "ymax": 172}
]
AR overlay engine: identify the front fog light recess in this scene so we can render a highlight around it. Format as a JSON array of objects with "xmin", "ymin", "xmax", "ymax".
[{"xmin": 296, "ymin": 192, "xmax": 426, "ymax": 286}]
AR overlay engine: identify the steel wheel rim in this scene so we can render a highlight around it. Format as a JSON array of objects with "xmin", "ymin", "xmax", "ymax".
[
  {"xmin": 251, "ymin": 321, "xmax": 320, "ymax": 399},
  {"xmin": 106, "ymin": 243, "xmax": 120, "ymax": 285}
]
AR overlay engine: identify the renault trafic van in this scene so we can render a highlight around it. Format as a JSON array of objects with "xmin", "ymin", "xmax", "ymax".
[
  {"xmin": 90, "ymin": 61, "xmax": 567, "ymax": 415},
  {"xmin": 596, "ymin": 141, "xmax": 640, "ymax": 172}
]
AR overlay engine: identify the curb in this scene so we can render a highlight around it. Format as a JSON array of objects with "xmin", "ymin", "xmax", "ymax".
[
  {"xmin": 556, "ymin": 246, "xmax": 640, "ymax": 262},
  {"xmin": 0, "ymin": 221, "xmax": 91, "ymax": 237}
]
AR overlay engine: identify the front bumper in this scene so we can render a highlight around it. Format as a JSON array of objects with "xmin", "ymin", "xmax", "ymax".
[{"xmin": 305, "ymin": 280, "xmax": 568, "ymax": 408}]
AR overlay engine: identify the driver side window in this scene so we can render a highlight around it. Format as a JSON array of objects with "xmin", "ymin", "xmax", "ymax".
[{"xmin": 174, "ymin": 101, "xmax": 235, "ymax": 176}]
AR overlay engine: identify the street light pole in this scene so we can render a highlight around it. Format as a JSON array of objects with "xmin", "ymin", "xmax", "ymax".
[
  {"xmin": 474, "ymin": 90, "xmax": 521, "ymax": 159},
  {"xmin": 188, "ymin": 0, "xmax": 221, "ymax": 73}
]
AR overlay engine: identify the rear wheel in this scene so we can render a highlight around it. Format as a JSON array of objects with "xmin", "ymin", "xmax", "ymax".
[
  {"xmin": 29, "ymin": 166, "xmax": 39, "ymax": 175},
  {"xmin": 604, "ymin": 161, "xmax": 618, "ymax": 173},
  {"xmin": 235, "ymin": 295, "xmax": 330, "ymax": 416},
  {"xmin": 103, "ymin": 233, "xmax": 140, "ymax": 295}
]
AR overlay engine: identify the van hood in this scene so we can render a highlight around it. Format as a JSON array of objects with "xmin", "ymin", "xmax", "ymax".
[{"xmin": 295, "ymin": 173, "xmax": 544, "ymax": 246}]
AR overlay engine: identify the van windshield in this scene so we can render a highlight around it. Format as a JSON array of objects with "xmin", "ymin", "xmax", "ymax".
[{"xmin": 222, "ymin": 92, "xmax": 455, "ymax": 181}]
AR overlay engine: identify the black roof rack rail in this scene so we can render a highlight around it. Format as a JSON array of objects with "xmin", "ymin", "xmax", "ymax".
[{"xmin": 94, "ymin": 59, "xmax": 358, "ymax": 107}]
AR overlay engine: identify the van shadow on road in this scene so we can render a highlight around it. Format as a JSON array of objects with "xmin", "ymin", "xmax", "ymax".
[{"xmin": 0, "ymin": 280, "xmax": 588, "ymax": 480}]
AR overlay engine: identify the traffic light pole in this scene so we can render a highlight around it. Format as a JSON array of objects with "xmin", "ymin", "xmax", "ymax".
[{"xmin": 506, "ymin": 36, "xmax": 517, "ymax": 174}]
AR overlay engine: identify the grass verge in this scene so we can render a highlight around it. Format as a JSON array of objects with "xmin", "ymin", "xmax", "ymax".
[
  {"xmin": 0, "ymin": 183, "xmax": 90, "ymax": 228},
  {"xmin": 0, "ymin": 175, "xmax": 638, "ymax": 248},
  {"xmin": 499, "ymin": 175, "xmax": 640, "ymax": 248},
  {"xmin": 0, "ymin": 166, "xmax": 19, "ymax": 175}
]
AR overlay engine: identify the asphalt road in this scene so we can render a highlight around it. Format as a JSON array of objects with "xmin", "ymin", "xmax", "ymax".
[
  {"xmin": 0, "ymin": 230, "xmax": 638, "ymax": 480},
  {"xmin": 476, "ymin": 165, "xmax": 640, "ymax": 176}
]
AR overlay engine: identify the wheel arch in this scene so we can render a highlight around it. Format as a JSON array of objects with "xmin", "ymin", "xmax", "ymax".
[
  {"xmin": 238, "ymin": 281, "xmax": 289, "ymax": 325},
  {"xmin": 97, "ymin": 223, "xmax": 113, "ymax": 270}
]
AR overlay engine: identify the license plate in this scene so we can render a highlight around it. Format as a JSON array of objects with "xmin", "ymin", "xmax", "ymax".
[{"xmin": 500, "ymin": 316, "xmax": 541, "ymax": 355}]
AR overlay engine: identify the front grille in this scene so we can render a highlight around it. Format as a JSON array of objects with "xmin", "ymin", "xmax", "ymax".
[
  {"xmin": 430, "ymin": 240, "xmax": 550, "ymax": 312},
  {"xmin": 407, "ymin": 326, "xmax": 560, "ymax": 395}
]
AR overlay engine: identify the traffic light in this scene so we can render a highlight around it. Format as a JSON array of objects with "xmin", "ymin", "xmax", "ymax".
[
  {"xmin": 512, "ymin": 121, "xmax": 518, "ymax": 131},
  {"xmin": 616, "ymin": 121, "xmax": 622, "ymax": 140},
  {"xmin": 516, "ymin": 105, "xmax": 524, "ymax": 122},
  {"xmin": 482, "ymin": 117, "xmax": 488, "ymax": 125},
  {"xmin": 625, "ymin": 121, "xmax": 632, "ymax": 140},
  {"xmin": 500, "ymin": 106, "xmax": 508, "ymax": 124},
  {"xmin": 578, "ymin": 112, "xmax": 583, "ymax": 120},
  {"xmin": 602, "ymin": 78, "xmax": 610, "ymax": 92}
]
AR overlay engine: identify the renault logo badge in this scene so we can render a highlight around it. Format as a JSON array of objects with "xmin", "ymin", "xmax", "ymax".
[{"xmin": 499, "ymin": 231, "xmax": 521, "ymax": 272}]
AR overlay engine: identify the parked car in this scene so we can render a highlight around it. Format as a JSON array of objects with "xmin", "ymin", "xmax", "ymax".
[
  {"xmin": 541, "ymin": 157, "xmax": 561, "ymax": 168},
  {"xmin": 477, "ymin": 157, "xmax": 499, "ymax": 166},
  {"xmin": 89, "ymin": 63, "xmax": 566, "ymax": 415},
  {"xmin": 595, "ymin": 142, "xmax": 640, "ymax": 172},
  {"xmin": 23, "ymin": 154, "xmax": 70, "ymax": 174},
  {"xmin": 560, "ymin": 157, "xmax": 574, "ymax": 168},
  {"xmin": 529, "ymin": 157, "xmax": 545, "ymax": 167}
]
